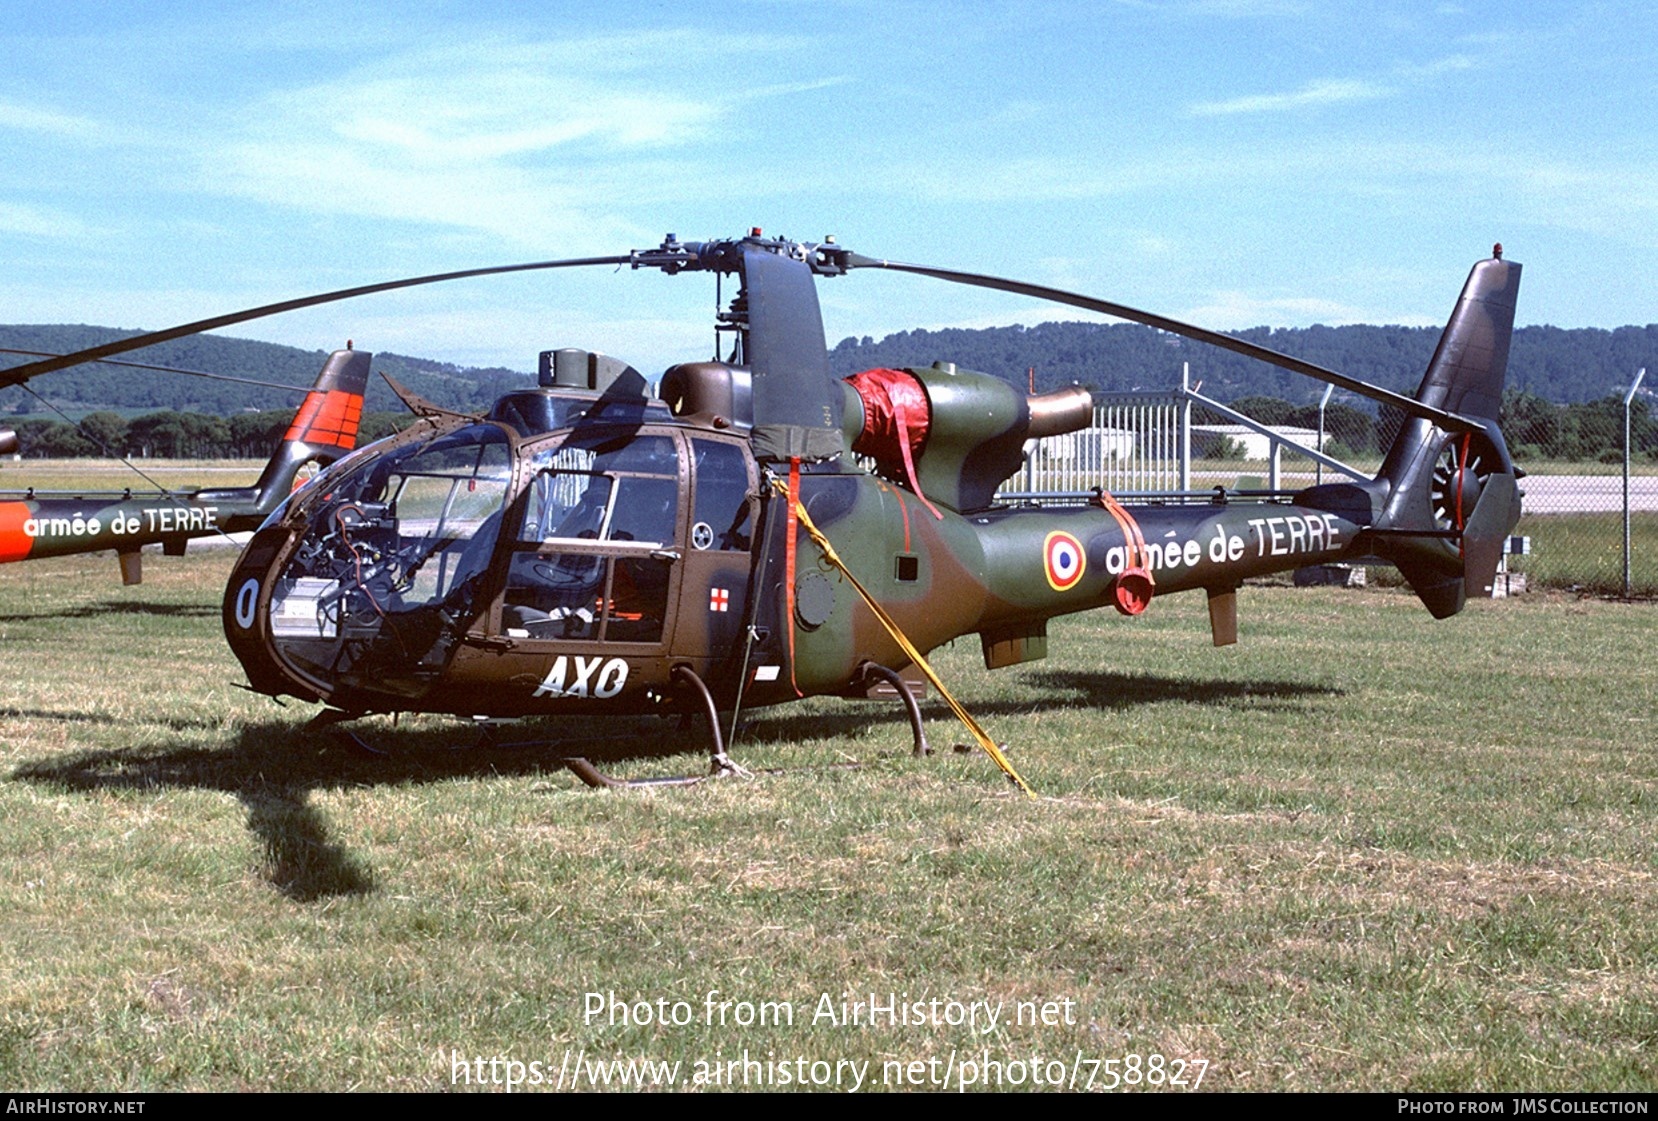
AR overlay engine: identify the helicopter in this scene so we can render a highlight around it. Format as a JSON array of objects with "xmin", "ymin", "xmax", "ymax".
[
  {"xmin": 0, "ymin": 348, "xmax": 369, "ymax": 584},
  {"xmin": 6, "ymin": 232, "xmax": 1523, "ymax": 788}
]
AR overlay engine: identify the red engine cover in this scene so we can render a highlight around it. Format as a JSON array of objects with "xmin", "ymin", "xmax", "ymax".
[
  {"xmin": 846, "ymin": 368, "xmax": 940, "ymax": 518},
  {"xmin": 847, "ymin": 367, "xmax": 930, "ymax": 464}
]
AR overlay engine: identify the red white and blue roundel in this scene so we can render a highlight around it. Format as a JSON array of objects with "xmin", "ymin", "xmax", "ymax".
[{"xmin": 1043, "ymin": 530, "xmax": 1086, "ymax": 592}]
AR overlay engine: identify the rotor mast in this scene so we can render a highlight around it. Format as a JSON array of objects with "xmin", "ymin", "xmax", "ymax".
[{"xmin": 632, "ymin": 231, "xmax": 851, "ymax": 463}]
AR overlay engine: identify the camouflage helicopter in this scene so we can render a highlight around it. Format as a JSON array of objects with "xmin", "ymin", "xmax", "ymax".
[
  {"xmin": 7, "ymin": 232, "xmax": 1523, "ymax": 789},
  {"xmin": 1, "ymin": 348, "xmax": 369, "ymax": 584}
]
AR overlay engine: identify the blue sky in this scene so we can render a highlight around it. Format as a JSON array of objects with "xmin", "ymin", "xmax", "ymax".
[{"xmin": 2, "ymin": 1, "xmax": 1653, "ymax": 376}]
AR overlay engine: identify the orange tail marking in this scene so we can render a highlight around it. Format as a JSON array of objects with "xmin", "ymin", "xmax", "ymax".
[
  {"xmin": 284, "ymin": 390, "xmax": 364, "ymax": 449},
  {"xmin": 0, "ymin": 501, "xmax": 34, "ymax": 562}
]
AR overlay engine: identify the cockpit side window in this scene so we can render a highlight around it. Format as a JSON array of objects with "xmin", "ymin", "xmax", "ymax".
[
  {"xmin": 520, "ymin": 471, "xmax": 616, "ymax": 544},
  {"xmin": 609, "ymin": 476, "xmax": 678, "ymax": 547},
  {"xmin": 504, "ymin": 430, "xmax": 683, "ymax": 644},
  {"xmin": 690, "ymin": 439, "xmax": 754, "ymax": 552}
]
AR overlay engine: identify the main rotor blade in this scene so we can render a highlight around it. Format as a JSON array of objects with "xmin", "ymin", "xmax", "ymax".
[
  {"xmin": 844, "ymin": 255, "xmax": 1481, "ymax": 433},
  {"xmin": 0, "ymin": 347, "xmax": 308, "ymax": 394},
  {"xmin": 0, "ymin": 254, "xmax": 631, "ymax": 389}
]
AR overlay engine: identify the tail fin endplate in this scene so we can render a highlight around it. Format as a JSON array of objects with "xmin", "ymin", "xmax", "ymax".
[{"xmin": 248, "ymin": 348, "xmax": 370, "ymax": 511}]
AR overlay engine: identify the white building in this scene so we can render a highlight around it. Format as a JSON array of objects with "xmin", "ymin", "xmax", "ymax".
[
  {"xmin": 1191, "ymin": 424, "xmax": 1329, "ymax": 460},
  {"xmin": 1027, "ymin": 427, "xmax": 1136, "ymax": 463}
]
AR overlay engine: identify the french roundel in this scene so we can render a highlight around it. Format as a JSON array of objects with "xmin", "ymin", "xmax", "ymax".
[{"xmin": 1043, "ymin": 531, "xmax": 1086, "ymax": 591}]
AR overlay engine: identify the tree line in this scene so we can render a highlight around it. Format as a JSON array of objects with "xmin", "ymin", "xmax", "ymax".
[
  {"xmin": 3, "ymin": 409, "xmax": 415, "ymax": 460},
  {"xmin": 829, "ymin": 321, "xmax": 1655, "ymax": 406},
  {"xmin": 1193, "ymin": 394, "xmax": 1658, "ymax": 464},
  {"xmin": 8, "ymin": 391, "xmax": 1648, "ymax": 465},
  {"xmin": 1, "ymin": 324, "xmax": 531, "ymax": 417},
  {"xmin": 6, "ymin": 318, "xmax": 1653, "ymax": 463}
]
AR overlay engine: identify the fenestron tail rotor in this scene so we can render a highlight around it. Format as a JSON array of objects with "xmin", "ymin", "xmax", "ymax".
[{"xmin": 1431, "ymin": 436, "xmax": 1492, "ymax": 533}]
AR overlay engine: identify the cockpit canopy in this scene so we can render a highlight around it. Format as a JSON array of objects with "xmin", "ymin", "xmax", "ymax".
[{"xmin": 260, "ymin": 395, "xmax": 755, "ymax": 703}]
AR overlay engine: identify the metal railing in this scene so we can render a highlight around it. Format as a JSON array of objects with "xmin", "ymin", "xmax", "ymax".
[
  {"xmin": 998, "ymin": 363, "xmax": 1366, "ymax": 504},
  {"xmin": 993, "ymin": 364, "xmax": 1658, "ymax": 597}
]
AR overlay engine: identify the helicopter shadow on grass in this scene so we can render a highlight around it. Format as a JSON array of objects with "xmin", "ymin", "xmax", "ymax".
[
  {"xmin": 10, "ymin": 713, "xmax": 697, "ymax": 903},
  {"xmin": 735, "ymin": 669, "xmax": 1345, "ymax": 747},
  {"xmin": 1011, "ymin": 669, "xmax": 1345, "ymax": 715},
  {"xmin": 0, "ymin": 599, "xmax": 221, "ymax": 624},
  {"xmin": 11, "ymin": 674, "xmax": 1342, "ymax": 900}
]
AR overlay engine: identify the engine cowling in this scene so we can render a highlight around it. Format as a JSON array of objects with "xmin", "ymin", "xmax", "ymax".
[{"xmin": 843, "ymin": 363, "xmax": 1091, "ymax": 513}]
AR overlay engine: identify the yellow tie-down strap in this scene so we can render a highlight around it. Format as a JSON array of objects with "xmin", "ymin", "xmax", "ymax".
[{"xmin": 775, "ymin": 479, "xmax": 1035, "ymax": 798}]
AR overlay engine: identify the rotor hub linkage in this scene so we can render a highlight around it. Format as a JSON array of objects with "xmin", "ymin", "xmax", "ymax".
[{"xmin": 630, "ymin": 233, "xmax": 851, "ymax": 278}]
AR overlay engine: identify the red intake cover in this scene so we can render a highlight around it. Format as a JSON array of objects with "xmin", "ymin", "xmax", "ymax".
[{"xmin": 847, "ymin": 368, "xmax": 930, "ymax": 465}]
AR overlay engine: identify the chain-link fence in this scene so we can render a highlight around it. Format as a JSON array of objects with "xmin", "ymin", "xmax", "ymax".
[{"xmin": 1499, "ymin": 368, "xmax": 1655, "ymax": 597}]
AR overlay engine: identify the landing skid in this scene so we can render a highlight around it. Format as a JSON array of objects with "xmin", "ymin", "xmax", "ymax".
[
  {"xmin": 856, "ymin": 661, "xmax": 931, "ymax": 756},
  {"xmin": 557, "ymin": 755, "xmax": 722, "ymax": 789},
  {"xmin": 550, "ymin": 665, "xmax": 760, "ymax": 787},
  {"xmin": 297, "ymin": 659, "xmax": 940, "ymax": 789},
  {"xmin": 556, "ymin": 755, "xmax": 864, "ymax": 789}
]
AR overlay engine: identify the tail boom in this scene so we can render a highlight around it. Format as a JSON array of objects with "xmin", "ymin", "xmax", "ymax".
[{"xmin": 0, "ymin": 348, "xmax": 370, "ymax": 583}]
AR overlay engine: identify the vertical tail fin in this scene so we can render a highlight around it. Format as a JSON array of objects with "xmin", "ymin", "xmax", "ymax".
[
  {"xmin": 283, "ymin": 352, "xmax": 368, "ymax": 450},
  {"xmin": 248, "ymin": 347, "xmax": 370, "ymax": 510},
  {"xmin": 200, "ymin": 348, "xmax": 371, "ymax": 521},
  {"xmin": 1371, "ymin": 251, "xmax": 1523, "ymax": 617}
]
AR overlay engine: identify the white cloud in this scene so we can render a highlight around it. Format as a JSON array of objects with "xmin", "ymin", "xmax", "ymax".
[
  {"xmin": 1130, "ymin": 233, "xmax": 1179, "ymax": 258},
  {"xmin": 0, "ymin": 98, "xmax": 100, "ymax": 137},
  {"xmin": 316, "ymin": 76, "xmax": 721, "ymax": 161},
  {"xmin": 737, "ymin": 76, "xmax": 854, "ymax": 103},
  {"xmin": 1182, "ymin": 290, "xmax": 1438, "ymax": 329},
  {"xmin": 1189, "ymin": 0, "xmax": 1313, "ymax": 15},
  {"xmin": 881, "ymin": 153, "xmax": 1194, "ymax": 203},
  {"xmin": 1508, "ymin": 160, "xmax": 1658, "ymax": 245},
  {"xmin": 1400, "ymin": 54, "xmax": 1477, "ymax": 78},
  {"xmin": 1188, "ymin": 47, "xmax": 1481, "ymax": 119},
  {"xmin": 195, "ymin": 30, "xmax": 814, "ymax": 250},
  {"xmin": 1189, "ymin": 78, "xmax": 1391, "ymax": 117},
  {"xmin": 0, "ymin": 200, "xmax": 93, "ymax": 240}
]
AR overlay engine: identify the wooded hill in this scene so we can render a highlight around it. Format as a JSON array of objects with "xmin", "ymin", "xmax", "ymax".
[
  {"xmin": 4, "ymin": 319, "xmax": 1654, "ymax": 462},
  {"xmin": 827, "ymin": 321, "xmax": 1657, "ymax": 406},
  {"xmin": 0, "ymin": 324, "xmax": 531, "ymax": 418},
  {"xmin": 6, "ymin": 319, "xmax": 1653, "ymax": 419}
]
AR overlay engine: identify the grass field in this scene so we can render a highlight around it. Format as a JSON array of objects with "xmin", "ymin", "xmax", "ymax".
[
  {"xmin": 1, "ymin": 458, "xmax": 264, "ymax": 495},
  {"xmin": 1, "ymin": 550, "xmax": 1654, "ymax": 1092},
  {"xmin": 1515, "ymin": 513, "xmax": 1658, "ymax": 597}
]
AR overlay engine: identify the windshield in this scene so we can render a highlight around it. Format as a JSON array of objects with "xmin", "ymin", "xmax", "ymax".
[{"xmin": 268, "ymin": 423, "xmax": 513, "ymax": 689}]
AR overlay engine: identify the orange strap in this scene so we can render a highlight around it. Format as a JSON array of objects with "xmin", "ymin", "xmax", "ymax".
[
  {"xmin": 890, "ymin": 391, "xmax": 943, "ymax": 520},
  {"xmin": 887, "ymin": 482, "xmax": 913, "ymax": 553},
  {"xmin": 1453, "ymin": 432, "xmax": 1471, "ymax": 532},
  {"xmin": 1095, "ymin": 488, "xmax": 1148, "ymax": 569},
  {"xmin": 783, "ymin": 458, "xmax": 804, "ymax": 697}
]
